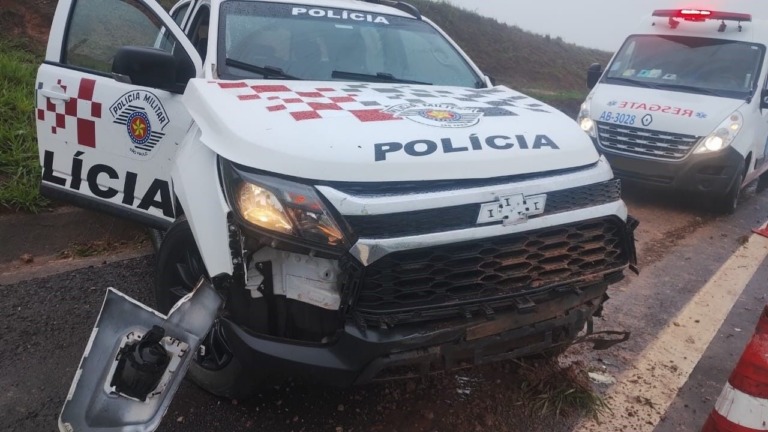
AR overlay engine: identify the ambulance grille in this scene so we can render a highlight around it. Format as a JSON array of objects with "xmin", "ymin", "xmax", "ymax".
[
  {"xmin": 344, "ymin": 180, "xmax": 621, "ymax": 239},
  {"xmin": 354, "ymin": 217, "xmax": 632, "ymax": 325},
  {"xmin": 596, "ymin": 122, "xmax": 701, "ymax": 160}
]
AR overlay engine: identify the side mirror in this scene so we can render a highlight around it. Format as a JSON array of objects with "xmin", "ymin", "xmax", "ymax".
[
  {"xmin": 761, "ymin": 89, "xmax": 768, "ymax": 110},
  {"xmin": 587, "ymin": 63, "xmax": 603, "ymax": 90},
  {"xmin": 112, "ymin": 46, "xmax": 183, "ymax": 93}
]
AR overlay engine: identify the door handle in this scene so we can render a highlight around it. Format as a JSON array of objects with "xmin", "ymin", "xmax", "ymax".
[{"xmin": 40, "ymin": 88, "xmax": 70, "ymax": 102}]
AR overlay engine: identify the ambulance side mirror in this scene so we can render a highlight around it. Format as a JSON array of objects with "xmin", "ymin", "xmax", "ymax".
[
  {"xmin": 761, "ymin": 89, "xmax": 768, "ymax": 111},
  {"xmin": 112, "ymin": 46, "xmax": 182, "ymax": 93},
  {"xmin": 587, "ymin": 63, "xmax": 602, "ymax": 90}
]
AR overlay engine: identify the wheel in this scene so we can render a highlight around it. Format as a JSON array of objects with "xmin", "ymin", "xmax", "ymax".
[
  {"xmin": 155, "ymin": 218, "xmax": 259, "ymax": 400},
  {"xmin": 758, "ymin": 171, "xmax": 768, "ymax": 193},
  {"xmin": 713, "ymin": 169, "xmax": 745, "ymax": 215},
  {"xmin": 146, "ymin": 228, "xmax": 164, "ymax": 253}
]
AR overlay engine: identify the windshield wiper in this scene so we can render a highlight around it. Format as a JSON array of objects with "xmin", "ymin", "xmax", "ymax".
[
  {"xmin": 225, "ymin": 58, "xmax": 299, "ymax": 80},
  {"xmin": 652, "ymin": 83, "xmax": 722, "ymax": 97},
  {"xmin": 605, "ymin": 77, "xmax": 657, "ymax": 89},
  {"xmin": 331, "ymin": 70, "xmax": 431, "ymax": 85}
]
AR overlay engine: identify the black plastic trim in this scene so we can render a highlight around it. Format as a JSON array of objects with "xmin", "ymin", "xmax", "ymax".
[
  {"xmin": 604, "ymin": 145, "xmax": 744, "ymax": 193},
  {"xmin": 344, "ymin": 179, "xmax": 622, "ymax": 238}
]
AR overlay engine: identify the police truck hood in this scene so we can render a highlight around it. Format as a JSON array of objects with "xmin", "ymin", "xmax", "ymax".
[
  {"xmin": 589, "ymin": 84, "xmax": 746, "ymax": 137},
  {"xmin": 184, "ymin": 79, "xmax": 599, "ymax": 182}
]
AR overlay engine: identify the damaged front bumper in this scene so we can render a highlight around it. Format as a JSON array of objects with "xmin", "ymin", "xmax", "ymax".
[
  {"xmin": 222, "ymin": 280, "xmax": 617, "ymax": 387},
  {"xmin": 59, "ymin": 281, "xmax": 221, "ymax": 432}
]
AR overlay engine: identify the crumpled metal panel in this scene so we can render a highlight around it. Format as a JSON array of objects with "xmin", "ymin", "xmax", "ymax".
[{"xmin": 59, "ymin": 281, "xmax": 221, "ymax": 432}]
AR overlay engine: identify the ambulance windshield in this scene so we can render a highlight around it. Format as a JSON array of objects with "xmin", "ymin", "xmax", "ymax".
[
  {"xmin": 218, "ymin": 1, "xmax": 483, "ymax": 88},
  {"xmin": 604, "ymin": 35, "xmax": 764, "ymax": 100}
]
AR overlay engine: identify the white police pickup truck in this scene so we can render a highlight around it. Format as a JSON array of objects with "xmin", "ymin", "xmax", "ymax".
[
  {"xmin": 39, "ymin": 0, "xmax": 637, "ymax": 430},
  {"xmin": 579, "ymin": 9, "xmax": 768, "ymax": 213}
]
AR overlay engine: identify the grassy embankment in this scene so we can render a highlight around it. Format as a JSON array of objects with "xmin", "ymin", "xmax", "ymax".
[{"xmin": 0, "ymin": 39, "xmax": 44, "ymax": 212}]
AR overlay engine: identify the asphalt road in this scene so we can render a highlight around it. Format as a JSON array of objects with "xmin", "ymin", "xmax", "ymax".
[{"xmin": 2, "ymin": 183, "xmax": 767, "ymax": 432}]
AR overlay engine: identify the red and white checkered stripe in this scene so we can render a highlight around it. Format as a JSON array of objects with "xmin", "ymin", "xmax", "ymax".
[
  {"xmin": 701, "ymin": 305, "xmax": 768, "ymax": 431},
  {"xmin": 215, "ymin": 82, "xmax": 401, "ymax": 122},
  {"xmin": 38, "ymin": 78, "xmax": 101, "ymax": 148}
]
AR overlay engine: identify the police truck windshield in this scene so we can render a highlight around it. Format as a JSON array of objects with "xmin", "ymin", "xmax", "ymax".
[
  {"xmin": 218, "ymin": 1, "xmax": 483, "ymax": 88},
  {"xmin": 604, "ymin": 35, "xmax": 765, "ymax": 100}
]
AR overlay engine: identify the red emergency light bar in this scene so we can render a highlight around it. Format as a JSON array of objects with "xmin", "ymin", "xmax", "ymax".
[{"xmin": 653, "ymin": 9, "xmax": 752, "ymax": 22}]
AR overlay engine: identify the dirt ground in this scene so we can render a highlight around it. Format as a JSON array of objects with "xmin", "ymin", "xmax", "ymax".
[{"xmin": 0, "ymin": 0, "xmax": 54, "ymax": 47}]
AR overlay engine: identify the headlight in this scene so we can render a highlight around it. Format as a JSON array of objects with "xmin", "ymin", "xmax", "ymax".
[
  {"xmin": 236, "ymin": 183, "xmax": 293, "ymax": 234},
  {"xmin": 694, "ymin": 112, "xmax": 743, "ymax": 154},
  {"xmin": 577, "ymin": 97, "xmax": 596, "ymax": 138},
  {"xmin": 222, "ymin": 161, "xmax": 347, "ymax": 251}
]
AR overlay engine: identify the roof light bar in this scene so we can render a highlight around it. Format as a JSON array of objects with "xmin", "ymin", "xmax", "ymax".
[
  {"xmin": 681, "ymin": 9, "xmax": 711, "ymax": 17},
  {"xmin": 653, "ymin": 9, "xmax": 752, "ymax": 22}
]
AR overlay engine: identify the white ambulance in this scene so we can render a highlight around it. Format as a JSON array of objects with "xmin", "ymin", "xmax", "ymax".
[
  {"xmin": 40, "ymin": 0, "xmax": 637, "ymax": 429},
  {"xmin": 579, "ymin": 9, "xmax": 768, "ymax": 213}
]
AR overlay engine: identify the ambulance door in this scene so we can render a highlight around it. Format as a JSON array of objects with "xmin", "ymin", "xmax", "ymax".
[{"xmin": 36, "ymin": 0, "xmax": 202, "ymax": 229}]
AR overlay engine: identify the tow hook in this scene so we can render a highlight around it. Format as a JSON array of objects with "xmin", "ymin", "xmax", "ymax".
[
  {"xmin": 111, "ymin": 325, "xmax": 171, "ymax": 402},
  {"xmin": 572, "ymin": 318, "xmax": 631, "ymax": 351}
]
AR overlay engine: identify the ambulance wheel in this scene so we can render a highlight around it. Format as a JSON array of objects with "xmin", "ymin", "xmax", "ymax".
[
  {"xmin": 155, "ymin": 218, "xmax": 259, "ymax": 400},
  {"xmin": 713, "ymin": 168, "xmax": 745, "ymax": 215},
  {"xmin": 758, "ymin": 171, "xmax": 768, "ymax": 192}
]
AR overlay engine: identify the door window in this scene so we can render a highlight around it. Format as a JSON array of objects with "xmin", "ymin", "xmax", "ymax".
[
  {"xmin": 172, "ymin": 3, "xmax": 191, "ymax": 26},
  {"xmin": 64, "ymin": 0, "xmax": 179, "ymax": 73},
  {"xmin": 187, "ymin": 5, "xmax": 211, "ymax": 60}
]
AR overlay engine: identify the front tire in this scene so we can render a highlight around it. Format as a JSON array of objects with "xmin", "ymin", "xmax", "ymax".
[
  {"xmin": 155, "ymin": 218, "xmax": 259, "ymax": 400},
  {"xmin": 713, "ymin": 166, "xmax": 745, "ymax": 215}
]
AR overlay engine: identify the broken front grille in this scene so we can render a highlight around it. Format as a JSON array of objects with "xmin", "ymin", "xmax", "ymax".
[
  {"xmin": 354, "ymin": 217, "xmax": 630, "ymax": 324},
  {"xmin": 344, "ymin": 180, "xmax": 622, "ymax": 239},
  {"xmin": 597, "ymin": 122, "xmax": 701, "ymax": 160}
]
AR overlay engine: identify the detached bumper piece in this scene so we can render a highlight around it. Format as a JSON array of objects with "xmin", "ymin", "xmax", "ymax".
[
  {"xmin": 59, "ymin": 282, "xmax": 221, "ymax": 432},
  {"xmin": 110, "ymin": 325, "xmax": 171, "ymax": 402}
]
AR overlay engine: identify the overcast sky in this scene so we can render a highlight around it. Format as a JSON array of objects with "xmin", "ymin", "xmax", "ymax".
[{"xmin": 442, "ymin": 1, "xmax": 768, "ymax": 51}]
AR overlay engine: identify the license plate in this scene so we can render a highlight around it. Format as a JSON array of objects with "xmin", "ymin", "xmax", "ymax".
[{"xmin": 477, "ymin": 194, "xmax": 547, "ymax": 226}]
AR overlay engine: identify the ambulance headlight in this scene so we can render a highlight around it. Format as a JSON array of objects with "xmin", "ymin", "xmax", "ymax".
[
  {"xmin": 222, "ymin": 161, "xmax": 347, "ymax": 251},
  {"xmin": 695, "ymin": 112, "xmax": 743, "ymax": 154},
  {"xmin": 579, "ymin": 117, "xmax": 595, "ymax": 135},
  {"xmin": 577, "ymin": 97, "xmax": 596, "ymax": 138}
]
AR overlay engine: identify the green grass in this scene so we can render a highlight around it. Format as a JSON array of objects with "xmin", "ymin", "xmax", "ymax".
[
  {"xmin": 515, "ymin": 358, "xmax": 611, "ymax": 421},
  {"xmin": 0, "ymin": 39, "xmax": 47, "ymax": 212}
]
